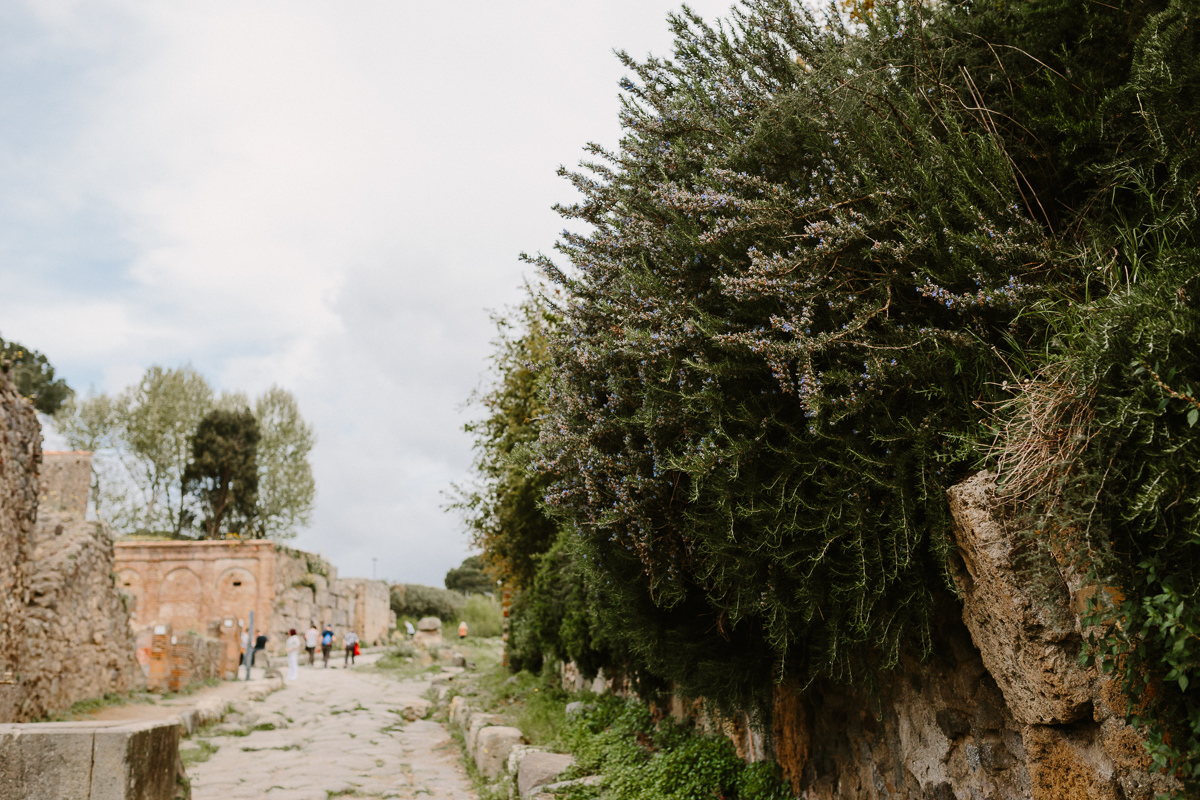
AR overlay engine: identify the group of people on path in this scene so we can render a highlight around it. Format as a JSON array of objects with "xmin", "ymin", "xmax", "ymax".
[{"xmin": 276, "ymin": 623, "xmax": 360, "ymax": 680}]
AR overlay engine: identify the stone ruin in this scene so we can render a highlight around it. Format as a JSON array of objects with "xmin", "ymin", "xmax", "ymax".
[
  {"xmin": 114, "ymin": 538, "xmax": 396, "ymax": 674},
  {"xmin": 0, "ymin": 378, "xmax": 141, "ymax": 723},
  {"xmin": 0, "ymin": 368, "xmax": 397, "ymax": 720}
]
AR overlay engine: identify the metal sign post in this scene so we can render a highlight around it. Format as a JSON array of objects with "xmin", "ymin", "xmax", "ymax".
[{"xmin": 244, "ymin": 610, "xmax": 255, "ymax": 681}]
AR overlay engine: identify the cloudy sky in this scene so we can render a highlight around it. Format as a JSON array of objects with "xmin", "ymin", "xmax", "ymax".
[{"xmin": 0, "ymin": 0, "xmax": 744, "ymax": 585}]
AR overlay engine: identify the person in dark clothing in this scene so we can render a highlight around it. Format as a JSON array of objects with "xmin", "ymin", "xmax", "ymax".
[
  {"xmin": 252, "ymin": 631, "xmax": 270, "ymax": 668},
  {"xmin": 321, "ymin": 626, "xmax": 334, "ymax": 668}
]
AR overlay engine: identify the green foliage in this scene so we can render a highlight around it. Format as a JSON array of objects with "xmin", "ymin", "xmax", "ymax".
[
  {"xmin": 445, "ymin": 555, "xmax": 495, "ymax": 595},
  {"xmin": 461, "ymin": 594, "xmax": 503, "ymax": 638},
  {"xmin": 120, "ymin": 365, "xmax": 215, "ymax": 535},
  {"xmin": 562, "ymin": 696, "xmax": 791, "ymax": 800},
  {"xmin": 527, "ymin": 0, "xmax": 1068, "ymax": 705},
  {"xmin": 507, "ymin": 528, "xmax": 622, "ymax": 681},
  {"xmin": 989, "ymin": 0, "xmax": 1200, "ymax": 779},
  {"xmin": 459, "ymin": 0, "xmax": 1200, "ymax": 785},
  {"xmin": 183, "ymin": 409, "xmax": 260, "ymax": 538},
  {"xmin": 451, "ymin": 291, "xmax": 561, "ymax": 592},
  {"xmin": 390, "ymin": 583, "xmax": 465, "ymax": 622},
  {"xmin": 0, "ymin": 335, "xmax": 72, "ymax": 414},
  {"xmin": 52, "ymin": 368, "xmax": 315, "ymax": 540},
  {"xmin": 253, "ymin": 386, "xmax": 317, "ymax": 540}
]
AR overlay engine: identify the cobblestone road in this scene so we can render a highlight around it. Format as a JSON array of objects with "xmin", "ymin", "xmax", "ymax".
[{"xmin": 186, "ymin": 654, "xmax": 475, "ymax": 800}]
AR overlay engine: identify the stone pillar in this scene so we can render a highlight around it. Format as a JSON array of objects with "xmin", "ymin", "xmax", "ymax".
[
  {"xmin": 147, "ymin": 625, "xmax": 171, "ymax": 692},
  {"xmin": 217, "ymin": 617, "xmax": 243, "ymax": 680}
]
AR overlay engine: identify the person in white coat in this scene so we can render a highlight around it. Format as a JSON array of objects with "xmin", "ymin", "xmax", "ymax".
[{"xmin": 286, "ymin": 628, "xmax": 301, "ymax": 680}]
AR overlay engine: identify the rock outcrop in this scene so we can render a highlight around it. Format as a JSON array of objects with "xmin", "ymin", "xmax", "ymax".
[{"xmin": 768, "ymin": 471, "xmax": 1176, "ymax": 799}]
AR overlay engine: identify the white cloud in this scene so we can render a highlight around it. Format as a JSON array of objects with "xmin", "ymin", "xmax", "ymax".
[{"xmin": 0, "ymin": 0, "xmax": 742, "ymax": 584}]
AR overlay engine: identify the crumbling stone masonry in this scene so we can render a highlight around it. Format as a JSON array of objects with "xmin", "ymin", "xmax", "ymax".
[
  {"xmin": 0, "ymin": 374, "xmax": 141, "ymax": 723},
  {"xmin": 114, "ymin": 539, "xmax": 396, "ymax": 661}
]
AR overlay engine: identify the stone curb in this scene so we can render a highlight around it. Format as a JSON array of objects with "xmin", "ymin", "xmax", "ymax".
[{"xmin": 173, "ymin": 676, "xmax": 285, "ymax": 736}]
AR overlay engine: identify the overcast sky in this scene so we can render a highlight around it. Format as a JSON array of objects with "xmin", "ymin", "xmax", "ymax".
[{"xmin": 0, "ymin": 0, "xmax": 744, "ymax": 586}]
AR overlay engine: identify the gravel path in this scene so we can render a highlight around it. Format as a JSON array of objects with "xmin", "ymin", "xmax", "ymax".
[{"xmin": 186, "ymin": 654, "xmax": 475, "ymax": 800}]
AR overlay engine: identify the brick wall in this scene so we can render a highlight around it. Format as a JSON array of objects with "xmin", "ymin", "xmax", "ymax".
[{"xmin": 145, "ymin": 625, "xmax": 223, "ymax": 693}]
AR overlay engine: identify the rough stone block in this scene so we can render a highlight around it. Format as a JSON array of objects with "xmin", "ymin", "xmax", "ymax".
[
  {"xmin": 0, "ymin": 718, "xmax": 179, "ymax": 800},
  {"xmin": 465, "ymin": 712, "xmax": 505, "ymax": 754},
  {"xmin": 518, "ymin": 751, "xmax": 576, "ymax": 799},
  {"xmin": 475, "ymin": 726, "xmax": 526, "ymax": 780},
  {"xmin": 448, "ymin": 696, "xmax": 474, "ymax": 730},
  {"xmin": 947, "ymin": 472, "xmax": 1091, "ymax": 725}
]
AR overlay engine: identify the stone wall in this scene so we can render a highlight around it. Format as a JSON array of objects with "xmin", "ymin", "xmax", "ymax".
[
  {"xmin": 145, "ymin": 626, "xmax": 223, "ymax": 693},
  {"xmin": 115, "ymin": 539, "xmax": 396, "ymax": 658},
  {"xmin": 0, "ymin": 371, "xmax": 40, "ymax": 720},
  {"xmin": 0, "ymin": 379, "xmax": 142, "ymax": 724},
  {"xmin": 18, "ymin": 452, "xmax": 143, "ymax": 720},
  {"xmin": 0, "ymin": 379, "xmax": 142, "ymax": 723},
  {"xmin": 755, "ymin": 471, "xmax": 1177, "ymax": 800},
  {"xmin": 271, "ymin": 549, "xmax": 395, "ymax": 647},
  {"xmin": 0, "ymin": 717, "xmax": 181, "ymax": 800},
  {"xmin": 114, "ymin": 538, "xmax": 278, "ymax": 640}
]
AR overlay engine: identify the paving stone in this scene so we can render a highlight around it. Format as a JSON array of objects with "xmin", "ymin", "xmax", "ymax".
[{"xmin": 187, "ymin": 654, "xmax": 475, "ymax": 799}]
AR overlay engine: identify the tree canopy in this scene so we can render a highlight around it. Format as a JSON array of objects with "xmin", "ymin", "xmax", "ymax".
[
  {"xmin": 444, "ymin": 555, "xmax": 495, "ymax": 595},
  {"xmin": 53, "ymin": 367, "xmax": 316, "ymax": 540},
  {"xmin": 451, "ymin": 293, "xmax": 561, "ymax": 591},
  {"xmin": 0, "ymin": 335, "xmax": 72, "ymax": 415},
  {"xmin": 183, "ymin": 408, "xmax": 260, "ymax": 538}
]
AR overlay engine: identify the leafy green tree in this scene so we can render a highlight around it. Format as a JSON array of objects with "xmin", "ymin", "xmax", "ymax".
[
  {"xmin": 390, "ymin": 583, "xmax": 465, "ymax": 622},
  {"xmin": 253, "ymin": 386, "xmax": 317, "ymax": 539},
  {"xmin": 118, "ymin": 365, "xmax": 214, "ymax": 535},
  {"xmin": 452, "ymin": 290, "xmax": 561, "ymax": 591},
  {"xmin": 52, "ymin": 392, "xmax": 121, "ymax": 520},
  {"xmin": 0, "ymin": 335, "xmax": 72, "ymax": 415},
  {"xmin": 444, "ymin": 555, "xmax": 495, "ymax": 595},
  {"xmin": 182, "ymin": 408, "xmax": 260, "ymax": 539},
  {"xmin": 52, "ymin": 369, "xmax": 317, "ymax": 541}
]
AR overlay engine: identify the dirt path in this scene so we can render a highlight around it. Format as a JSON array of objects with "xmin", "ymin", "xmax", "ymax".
[{"xmin": 186, "ymin": 654, "xmax": 476, "ymax": 800}]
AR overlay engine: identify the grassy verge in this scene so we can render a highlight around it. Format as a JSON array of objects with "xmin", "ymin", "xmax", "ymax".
[
  {"xmin": 34, "ymin": 690, "xmax": 155, "ymax": 721},
  {"xmin": 447, "ymin": 659, "xmax": 794, "ymax": 800}
]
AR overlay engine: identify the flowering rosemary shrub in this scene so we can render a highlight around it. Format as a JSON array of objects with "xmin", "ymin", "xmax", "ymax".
[
  {"xmin": 526, "ymin": 0, "xmax": 1066, "ymax": 704},
  {"xmin": 464, "ymin": 0, "xmax": 1200, "ymax": 785}
]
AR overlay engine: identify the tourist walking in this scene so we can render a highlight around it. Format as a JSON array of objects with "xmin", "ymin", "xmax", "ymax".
[
  {"xmin": 344, "ymin": 629, "xmax": 359, "ymax": 666},
  {"xmin": 321, "ymin": 625, "xmax": 334, "ymax": 667},
  {"xmin": 253, "ymin": 630, "xmax": 270, "ymax": 669},
  {"xmin": 286, "ymin": 629, "xmax": 301, "ymax": 681},
  {"xmin": 304, "ymin": 623, "xmax": 319, "ymax": 665},
  {"xmin": 458, "ymin": 620, "xmax": 468, "ymax": 639}
]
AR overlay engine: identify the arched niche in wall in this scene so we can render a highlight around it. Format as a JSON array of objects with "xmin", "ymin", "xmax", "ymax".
[
  {"xmin": 116, "ymin": 568, "xmax": 144, "ymax": 624},
  {"xmin": 158, "ymin": 566, "xmax": 202, "ymax": 632},
  {"xmin": 216, "ymin": 567, "xmax": 258, "ymax": 621}
]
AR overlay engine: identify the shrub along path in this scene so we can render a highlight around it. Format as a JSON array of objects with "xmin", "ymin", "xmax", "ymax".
[{"xmin": 186, "ymin": 650, "xmax": 476, "ymax": 800}]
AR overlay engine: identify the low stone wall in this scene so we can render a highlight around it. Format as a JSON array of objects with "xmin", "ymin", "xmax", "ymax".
[{"xmin": 0, "ymin": 718, "xmax": 180, "ymax": 800}]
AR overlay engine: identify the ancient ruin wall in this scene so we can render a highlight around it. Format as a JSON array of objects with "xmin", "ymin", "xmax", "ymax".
[
  {"xmin": 0, "ymin": 386, "xmax": 141, "ymax": 722},
  {"xmin": 115, "ymin": 540, "xmax": 395, "ymax": 657},
  {"xmin": 0, "ymin": 374, "xmax": 40, "ymax": 721},
  {"xmin": 272, "ymin": 548, "xmax": 394, "ymax": 647},
  {"xmin": 18, "ymin": 452, "xmax": 143, "ymax": 719}
]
